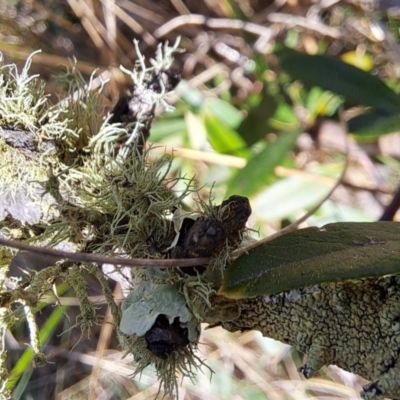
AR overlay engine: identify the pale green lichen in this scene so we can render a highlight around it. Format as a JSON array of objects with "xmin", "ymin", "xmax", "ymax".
[
  {"xmin": 0, "ymin": 49, "xmax": 74, "ymax": 141},
  {"xmin": 220, "ymin": 276, "xmax": 400, "ymax": 400},
  {"xmin": 0, "ymin": 51, "xmax": 69, "ymax": 227},
  {"xmin": 49, "ymin": 60, "xmax": 106, "ymax": 162},
  {"xmin": 0, "ymin": 39, "xmax": 206, "ymax": 399},
  {"xmin": 0, "ymin": 246, "xmax": 14, "ymax": 286},
  {"xmin": 64, "ymin": 266, "xmax": 102, "ymax": 335},
  {"xmin": 0, "ymin": 51, "xmax": 47, "ymax": 131},
  {"xmin": 0, "ymin": 40, "xmax": 231, "ymax": 400}
]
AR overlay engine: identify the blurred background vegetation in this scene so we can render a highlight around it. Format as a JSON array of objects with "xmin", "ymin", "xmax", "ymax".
[{"xmin": 2, "ymin": 0, "xmax": 400, "ymax": 399}]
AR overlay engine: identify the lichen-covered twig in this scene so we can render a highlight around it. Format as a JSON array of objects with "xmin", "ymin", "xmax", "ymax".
[
  {"xmin": 218, "ymin": 276, "xmax": 400, "ymax": 400},
  {"xmin": 0, "ymin": 237, "xmax": 210, "ymax": 268}
]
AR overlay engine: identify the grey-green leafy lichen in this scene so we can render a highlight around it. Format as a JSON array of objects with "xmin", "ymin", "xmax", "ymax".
[
  {"xmin": 219, "ymin": 275, "xmax": 400, "ymax": 400},
  {"xmin": 0, "ymin": 39, "xmax": 190, "ymax": 396}
]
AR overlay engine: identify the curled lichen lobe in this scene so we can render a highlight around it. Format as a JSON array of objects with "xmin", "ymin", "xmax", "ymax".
[{"xmin": 222, "ymin": 275, "xmax": 400, "ymax": 400}]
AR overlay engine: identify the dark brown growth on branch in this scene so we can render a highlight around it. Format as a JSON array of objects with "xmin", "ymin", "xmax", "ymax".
[
  {"xmin": 172, "ymin": 195, "xmax": 251, "ymax": 259},
  {"xmin": 141, "ymin": 195, "xmax": 251, "ymax": 359},
  {"xmin": 145, "ymin": 315, "xmax": 189, "ymax": 359},
  {"xmin": 169, "ymin": 195, "xmax": 251, "ymax": 276}
]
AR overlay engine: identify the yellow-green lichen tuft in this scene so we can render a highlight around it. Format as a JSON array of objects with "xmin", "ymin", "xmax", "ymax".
[
  {"xmin": 49, "ymin": 61, "xmax": 106, "ymax": 164},
  {"xmin": 0, "ymin": 39, "xmax": 223, "ymax": 399},
  {"xmin": 127, "ymin": 335, "xmax": 205, "ymax": 398},
  {"xmin": 64, "ymin": 265, "xmax": 102, "ymax": 335},
  {"xmin": 0, "ymin": 51, "xmax": 47, "ymax": 131}
]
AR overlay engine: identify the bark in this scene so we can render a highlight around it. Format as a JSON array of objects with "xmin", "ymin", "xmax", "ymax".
[{"xmin": 207, "ymin": 275, "xmax": 400, "ymax": 400}]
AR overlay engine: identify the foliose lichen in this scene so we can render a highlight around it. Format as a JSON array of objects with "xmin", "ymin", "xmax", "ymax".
[{"xmin": 0, "ymin": 39, "xmax": 196, "ymax": 396}]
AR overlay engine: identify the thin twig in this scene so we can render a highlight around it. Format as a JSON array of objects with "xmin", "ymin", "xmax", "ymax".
[
  {"xmin": 267, "ymin": 13, "xmax": 342, "ymax": 39},
  {"xmin": 380, "ymin": 184, "xmax": 400, "ymax": 221},
  {"xmin": 99, "ymin": 0, "xmax": 157, "ymax": 46},
  {"xmin": 0, "ymin": 238, "xmax": 210, "ymax": 269}
]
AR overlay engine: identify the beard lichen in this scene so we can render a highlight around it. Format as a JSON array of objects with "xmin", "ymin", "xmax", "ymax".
[
  {"xmin": 63, "ymin": 265, "xmax": 103, "ymax": 335},
  {"xmin": 0, "ymin": 51, "xmax": 47, "ymax": 131},
  {"xmin": 128, "ymin": 334, "xmax": 207, "ymax": 398},
  {"xmin": 0, "ymin": 40, "xmax": 251, "ymax": 399},
  {"xmin": 0, "ymin": 40, "xmax": 211, "ymax": 398}
]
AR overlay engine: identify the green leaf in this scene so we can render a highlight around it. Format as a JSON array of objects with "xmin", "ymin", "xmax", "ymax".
[
  {"xmin": 7, "ymin": 306, "xmax": 66, "ymax": 391},
  {"xmin": 226, "ymin": 130, "xmax": 300, "ymax": 198},
  {"xmin": 202, "ymin": 98, "xmax": 243, "ymax": 129},
  {"xmin": 268, "ymin": 102, "xmax": 298, "ymax": 131},
  {"xmin": 253, "ymin": 176, "xmax": 330, "ymax": 221},
  {"xmin": 348, "ymin": 110, "xmax": 400, "ymax": 138},
  {"xmin": 237, "ymin": 91, "xmax": 278, "ymax": 146},
  {"xmin": 219, "ymin": 222, "xmax": 400, "ymax": 299},
  {"xmin": 305, "ymin": 87, "xmax": 342, "ymax": 118},
  {"xmin": 203, "ymin": 112, "xmax": 248, "ymax": 156},
  {"xmin": 276, "ymin": 48, "xmax": 400, "ymax": 114},
  {"xmin": 150, "ymin": 118, "xmax": 186, "ymax": 142},
  {"xmin": 178, "ymin": 80, "xmax": 205, "ymax": 108}
]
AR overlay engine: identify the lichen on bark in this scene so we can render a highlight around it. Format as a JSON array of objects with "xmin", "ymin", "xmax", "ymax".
[{"xmin": 217, "ymin": 275, "xmax": 400, "ymax": 400}]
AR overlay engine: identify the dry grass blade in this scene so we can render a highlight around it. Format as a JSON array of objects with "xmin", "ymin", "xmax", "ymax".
[{"xmin": 99, "ymin": 0, "xmax": 157, "ymax": 47}]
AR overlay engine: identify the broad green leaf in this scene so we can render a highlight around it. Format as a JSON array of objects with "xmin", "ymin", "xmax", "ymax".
[
  {"xmin": 253, "ymin": 176, "xmax": 330, "ymax": 221},
  {"xmin": 226, "ymin": 130, "xmax": 300, "ymax": 198},
  {"xmin": 348, "ymin": 110, "xmax": 400, "ymax": 138},
  {"xmin": 202, "ymin": 98, "xmax": 243, "ymax": 129},
  {"xmin": 276, "ymin": 48, "xmax": 400, "ymax": 114},
  {"xmin": 219, "ymin": 222, "xmax": 400, "ymax": 299},
  {"xmin": 150, "ymin": 118, "xmax": 186, "ymax": 142},
  {"xmin": 237, "ymin": 91, "xmax": 278, "ymax": 146},
  {"xmin": 203, "ymin": 112, "xmax": 248, "ymax": 156}
]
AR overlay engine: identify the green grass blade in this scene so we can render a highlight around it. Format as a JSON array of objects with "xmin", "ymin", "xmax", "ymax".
[{"xmin": 7, "ymin": 305, "xmax": 66, "ymax": 391}]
